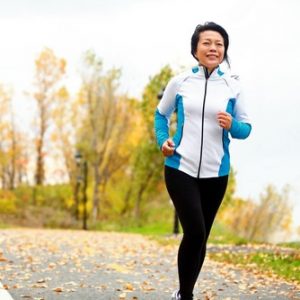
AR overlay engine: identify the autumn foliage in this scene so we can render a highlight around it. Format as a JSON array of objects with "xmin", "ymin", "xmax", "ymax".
[{"xmin": 0, "ymin": 48, "xmax": 295, "ymax": 243}]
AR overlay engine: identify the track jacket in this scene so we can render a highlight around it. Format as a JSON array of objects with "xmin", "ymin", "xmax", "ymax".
[{"xmin": 154, "ymin": 65, "xmax": 252, "ymax": 178}]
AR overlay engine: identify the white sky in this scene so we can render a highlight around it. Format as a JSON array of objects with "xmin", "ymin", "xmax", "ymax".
[{"xmin": 0, "ymin": 0, "xmax": 300, "ymax": 230}]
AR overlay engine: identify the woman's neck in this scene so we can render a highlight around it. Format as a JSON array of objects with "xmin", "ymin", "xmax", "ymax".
[{"xmin": 200, "ymin": 65, "xmax": 217, "ymax": 78}]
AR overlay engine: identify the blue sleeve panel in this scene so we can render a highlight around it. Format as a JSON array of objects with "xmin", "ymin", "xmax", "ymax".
[
  {"xmin": 154, "ymin": 108, "xmax": 169, "ymax": 149},
  {"xmin": 229, "ymin": 119, "xmax": 252, "ymax": 139}
]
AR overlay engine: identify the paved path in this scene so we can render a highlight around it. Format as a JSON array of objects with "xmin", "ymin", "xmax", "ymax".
[
  {"xmin": 0, "ymin": 282, "xmax": 14, "ymax": 300},
  {"xmin": 0, "ymin": 229, "xmax": 299, "ymax": 300}
]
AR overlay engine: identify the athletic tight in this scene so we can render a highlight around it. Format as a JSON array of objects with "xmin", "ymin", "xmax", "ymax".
[{"xmin": 165, "ymin": 166, "xmax": 228, "ymax": 300}]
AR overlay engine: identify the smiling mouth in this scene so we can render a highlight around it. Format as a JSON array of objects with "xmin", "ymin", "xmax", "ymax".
[{"xmin": 207, "ymin": 54, "xmax": 218, "ymax": 58}]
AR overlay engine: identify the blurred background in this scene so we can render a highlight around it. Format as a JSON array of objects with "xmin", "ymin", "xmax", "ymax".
[{"xmin": 0, "ymin": 0, "xmax": 299, "ymax": 243}]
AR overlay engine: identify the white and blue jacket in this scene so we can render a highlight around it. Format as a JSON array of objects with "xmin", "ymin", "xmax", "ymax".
[{"xmin": 154, "ymin": 65, "xmax": 252, "ymax": 178}]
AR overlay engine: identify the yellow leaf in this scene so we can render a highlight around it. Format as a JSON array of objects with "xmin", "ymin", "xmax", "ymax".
[
  {"xmin": 123, "ymin": 283, "xmax": 134, "ymax": 291},
  {"xmin": 107, "ymin": 263, "xmax": 129, "ymax": 273},
  {"xmin": 119, "ymin": 292, "xmax": 126, "ymax": 299}
]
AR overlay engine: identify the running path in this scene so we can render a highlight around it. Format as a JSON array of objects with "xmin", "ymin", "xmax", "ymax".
[
  {"xmin": 0, "ymin": 282, "xmax": 14, "ymax": 300},
  {"xmin": 0, "ymin": 229, "xmax": 299, "ymax": 300}
]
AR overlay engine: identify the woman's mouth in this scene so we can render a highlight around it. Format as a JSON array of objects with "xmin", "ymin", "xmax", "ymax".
[{"xmin": 207, "ymin": 54, "xmax": 218, "ymax": 58}]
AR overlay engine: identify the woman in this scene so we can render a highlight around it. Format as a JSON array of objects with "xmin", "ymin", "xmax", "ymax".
[{"xmin": 154, "ymin": 22, "xmax": 252, "ymax": 300}]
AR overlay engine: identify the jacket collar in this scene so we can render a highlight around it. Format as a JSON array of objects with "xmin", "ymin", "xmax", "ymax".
[{"xmin": 192, "ymin": 65, "xmax": 225, "ymax": 79}]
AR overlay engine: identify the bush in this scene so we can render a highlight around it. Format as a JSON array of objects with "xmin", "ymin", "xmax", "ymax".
[
  {"xmin": 14, "ymin": 184, "xmax": 73, "ymax": 209},
  {"xmin": 0, "ymin": 190, "xmax": 17, "ymax": 214},
  {"xmin": 0, "ymin": 185, "xmax": 77, "ymax": 228}
]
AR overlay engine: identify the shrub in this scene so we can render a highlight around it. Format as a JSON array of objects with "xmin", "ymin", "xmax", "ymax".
[{"xmin": 0, "ymin": 190, "xmax": 17, "ymax": 214}]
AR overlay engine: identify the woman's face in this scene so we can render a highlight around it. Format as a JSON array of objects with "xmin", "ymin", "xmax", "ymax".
[{"xmin": 194, "ymin": 30, "xmax": 225, "ymax": 72}]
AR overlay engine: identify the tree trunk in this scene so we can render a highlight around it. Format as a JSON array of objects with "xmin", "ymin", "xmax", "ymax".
[
  {"xmin": 9, "ymin": 129, "xmax": 16, "ymax": 190},
  {"xmin": 134, "ymin": 169, "xmax": 154, "ymax": 221},
  {"xmin": 92, "ymin": 163, "xmax": 101, "ymax": 220},
  {"xmin": 121, "ymin": 186, "xmax": 132, "ymax": 216},
  {"xmin": 35, "ymin": 137, "xmax": 44, "ymax": 185},
  {"xmin": 35, "ymin": 106, "xmax": 46, "ymax": 185}
]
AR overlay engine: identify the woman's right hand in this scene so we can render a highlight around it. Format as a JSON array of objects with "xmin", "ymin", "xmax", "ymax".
[{"xmin": 161, "ymin": 139, "xmax": 175, "ymax": 157}]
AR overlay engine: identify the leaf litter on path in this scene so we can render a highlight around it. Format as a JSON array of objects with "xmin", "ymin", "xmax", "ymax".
[{"xmin": 0, "ymin": 229, "xmax": 299, "ymax": 299}]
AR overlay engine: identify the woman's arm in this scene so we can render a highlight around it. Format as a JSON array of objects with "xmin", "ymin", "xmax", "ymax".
[
  {"xmin": 154, "ymin": 76, "xmax": 179, "ymax": 148},
  {"xmin": 229, "ymin": 119, "xmax": 252, "ymax": 139},
  {"xmin": 230, "ymin": 89, "xmax": 252, "ymax": 139}
]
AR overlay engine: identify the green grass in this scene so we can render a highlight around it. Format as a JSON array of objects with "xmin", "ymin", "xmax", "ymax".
[
  {"xmin": 208, "ymin": 250, "xmax": 300, "ymax": 284},
  {"xmin": 133, "ymin": 220, "xmax": 300, "ymax": 284},
  {"xmin": 146, "ymin": 220, "xmax": 249, "ymax": 247},
  {"xmin": 0, "ymin": 222, "xmax": 11, "ymax": 229},
  {"xmin": 208, "ymin": 223, "xmax": 300, "ymax": 284},
  {"xmin": 278, "ymin": 241, "xmax": 300, "ymax": 250},
  {"xmin": 208, "ymin": 221, "xmax": 248, "ymax": 245},
  {"xmin": 119, "ymin": 222, "xmax": 173, "ymax": 235},
  {"xmin": 89, "ymin": 219, "xmax": 174, "ymax": 235},
  {"xmin": 109, "ymin": 219, "xmax": 248, "ymax": 243},
  {"xmin": 90, "ymin": 200, "xmax": 175, "ymax": 235}
]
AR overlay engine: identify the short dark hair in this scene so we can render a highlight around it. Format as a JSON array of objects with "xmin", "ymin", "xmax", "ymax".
[{"xmin": 191, "ymin": 22, "xmax": 229, "ymax": 66}]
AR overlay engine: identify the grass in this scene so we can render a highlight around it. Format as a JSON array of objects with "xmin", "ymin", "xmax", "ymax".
[
  {"xmin": 208, "ymin": 221, "xmax": 248, "ymax": 245},
  {"xmin": 89, "ymin": 219, "xmax": 174, "ymax": 236},
  {"xmin": 208, "ymin": 250, "xmax": 300, "ymax": 284},
  {"xmin": 278, "ymin": 241, "xmax": 300, "ymax": 249},
  {"xmin": 132, "ymin": 220, "xmax": 300, "ymax": 285},
  {"xmin": 0, "ymin": 222, "xmax": 11, "ymax": 229}
]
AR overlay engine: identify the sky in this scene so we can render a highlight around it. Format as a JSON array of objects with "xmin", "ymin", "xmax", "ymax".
[{"xmin": 0, "ymin": 0, "xmax": 299, "ymax": 231}]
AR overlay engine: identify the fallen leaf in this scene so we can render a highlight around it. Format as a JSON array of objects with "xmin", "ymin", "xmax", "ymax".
[
  {"xmin": 36, "ymin": 279, "xmax": 46, "ymax": 283},
  {"xmin": 31, "ymin": 283, "xmax": 48, "ymax": 288},
  {"xmin": 0, "ymin": 257, "xmax": 8, "ymax": 262},
  {"xmin": 119, "ymin": 292, "xmax": 126, "ymax": 299},
  {"xmin": 65, "ymin": 281, "xmax": 77, "ymax": 286},
  {"xmin": 124, "ymin": 283, "xmax": 134, "ymax": 291},
  {"xmin": 107, "ymin": 263, "xmax": 129, "ymax": 273},
  {"xmin": 48, "ymin": 262, "xmax": 56, "ymax": 269}
]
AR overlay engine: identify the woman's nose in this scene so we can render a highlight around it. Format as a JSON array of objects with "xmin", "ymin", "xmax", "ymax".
[{"xmin": 209, "ymin": 44, "xmax": 217, "ymax": 51}]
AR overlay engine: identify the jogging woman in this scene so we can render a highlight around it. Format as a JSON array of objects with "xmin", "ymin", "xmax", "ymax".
[{"xmin": 154, "ymin": 22, "xmax": 252, "ymax": 300}]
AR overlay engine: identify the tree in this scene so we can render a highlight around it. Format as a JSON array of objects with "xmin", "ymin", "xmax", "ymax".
[
  {"xmin": 32, "ymin": 48, "xmax": 66, "ymax": 185},
  {"xmin": 215, "ymin": 167, "xmax": 237, "ymax": 224},
  {"xmin": 221, "ymin": 167, "xmax": 237, "ymax": 210},
  {"xmin": 246, "ymin": 184, "xmax": 292, "ymax": 242},
  {"xmin": 78, "ymin": 50, "xmax": 131, "ymax": 220},
  {"xmin": 0, "ymin": 84, "xmax": 28, "ymax": 189},
  {"xmin": 222, "ymin": 184, "xmax": 293, "ymax": 242},
  {"xmin": 0, "ymin": 84, "xmax": 12, "ymax": 189},
  {"xmin": 51, "ymin": 86, "xmax": 76, "ymax": 182},
  {"xmin": 121, "ymin": 65, "xmax": 174, "ymax": 221}
]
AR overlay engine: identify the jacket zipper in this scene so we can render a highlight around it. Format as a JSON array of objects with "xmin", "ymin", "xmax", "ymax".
[{"xmin": 197, "ymin": 68, "xmax": 209, "ymax": 178}]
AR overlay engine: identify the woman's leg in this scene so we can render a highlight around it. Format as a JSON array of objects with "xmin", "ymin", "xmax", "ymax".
[
  {"xmin": 165, "ymin": 166, "xmax": 206, "ymax": 300},
  {"xmin": 195, "ymin": 176, "xmax": 228, "ymax": 277}
]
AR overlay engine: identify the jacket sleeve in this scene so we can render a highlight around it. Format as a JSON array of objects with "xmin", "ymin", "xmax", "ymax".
[
  {"xmin": 229, "ymin": 118, "xmax": 252, "ymax": 139},
  {"xmin": 154, "ymin": 76, "xmax": 179, "ymax": 148},
  {"xmin": 229, "ymin": 89, "xmax": 252, "ymax": 139}
]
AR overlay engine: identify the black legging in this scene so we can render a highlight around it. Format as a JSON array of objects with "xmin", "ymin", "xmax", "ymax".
[{"xmin": 165, "ymin": 166, "xmax": 228, "ymax": 300}]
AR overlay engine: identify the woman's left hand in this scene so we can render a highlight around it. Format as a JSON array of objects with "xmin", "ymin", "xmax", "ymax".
[{"xmin": 217, "ymin": 112, "xmax": 232, "ymax": 130}]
